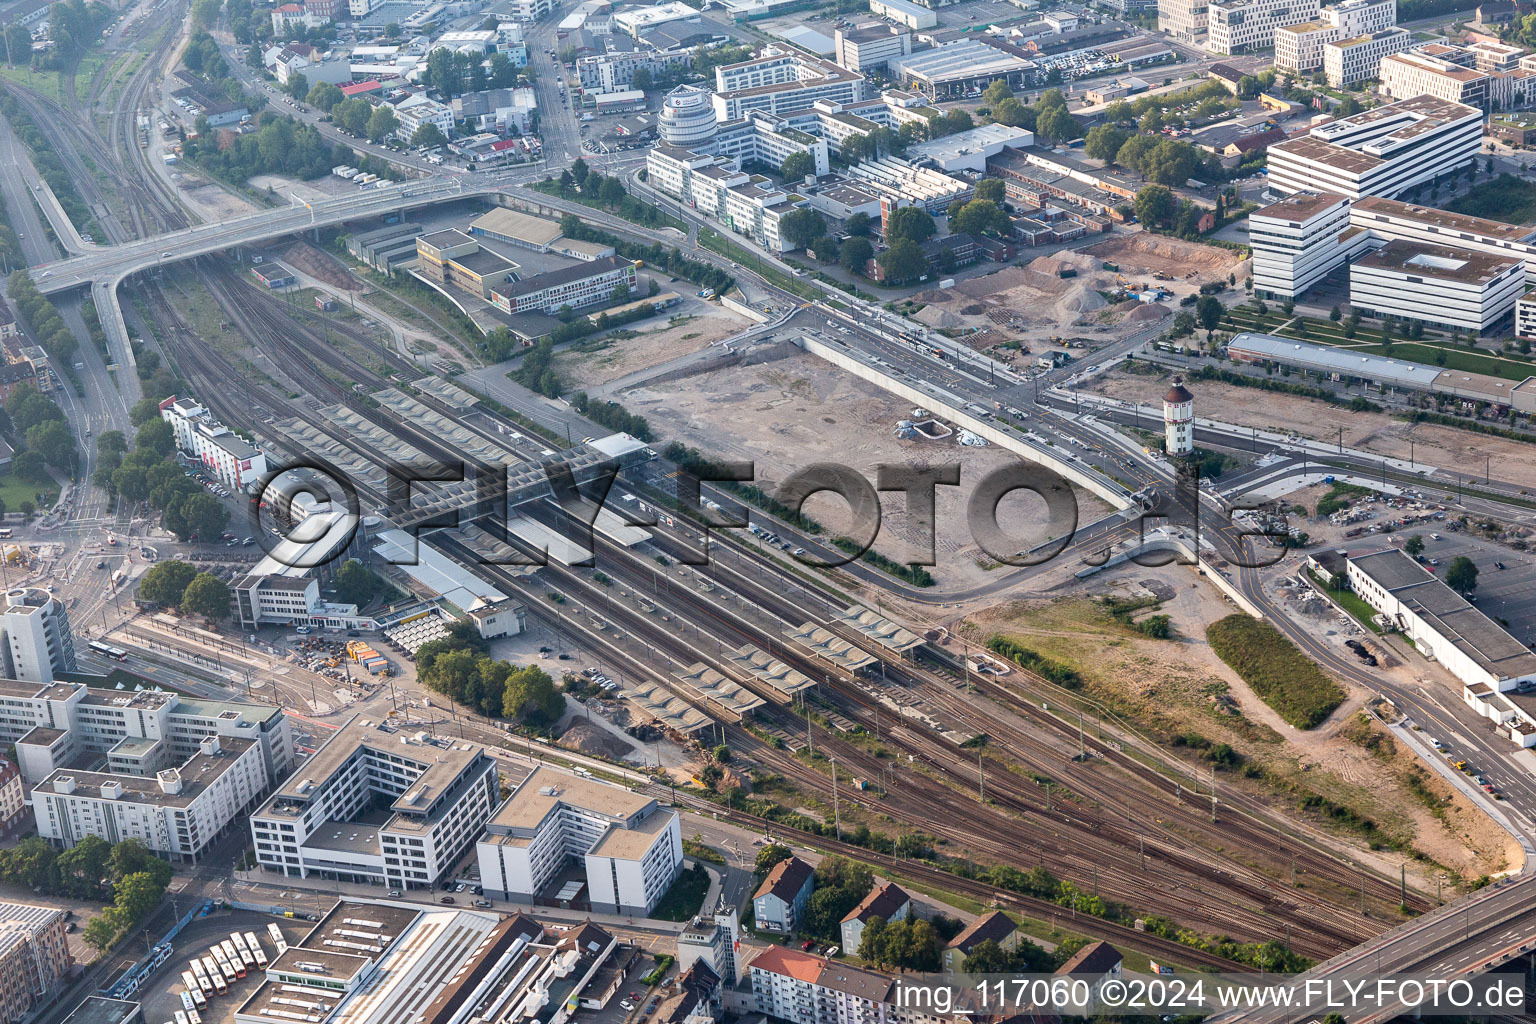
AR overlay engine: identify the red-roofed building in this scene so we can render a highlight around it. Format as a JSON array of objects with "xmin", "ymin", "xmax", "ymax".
[{"xmin": 340, "ymin": 80, "xmax": 383, "ymax": 98}]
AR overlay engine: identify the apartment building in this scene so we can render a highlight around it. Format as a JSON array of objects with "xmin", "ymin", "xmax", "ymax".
[
  {"xmin": 1266, "ymin": 95, "xmax": 1482, "ymax": 198},
  {"xmin": 577, "ymin": 49, "xmax": 693, "ymax": 92},
  {"xmin": 476, "ymin": 765, "xmax": 682, "ymax": 915},
  {"xmin": 1276, "ymin": 21, "xmax": 1341, "ymax": 71},
  {"xmin": 1206, "ymin": 0, "xmax": 1321, "ymax": 55},
  {"xmin": 833, "ymin": 26, "xmax": 913, "ymax": 72},
  {"xmin": 1323, "ymin": 27, "xmax": 1415, "ymax": 86},
  {"xmin": 713, "ymin": 112, "xmax": 830, "ymax": 177},
  {"xmin": 159, "ymin": 395, "xmax": 269, "ymax": 493},
  {"xmin": 646, "ymin": 144, "xmax": 804, "ymax": 251},
  {"xmin": 0, "ymin": 589, "xmax": 75, "ymax": 685},
  {"xmin": 753, "ymin": 857, "xmax": 814, "ymax": 933},
  {"xmin": 250, "ymin": 718, "xmax": 499, "ymax": 890},
  {"xmin": 711, "ymin": 48, "xmax": 865, "ymax": 120},
  {"xmin": 34, "ymin": 734, "xmax": 268, "ymax": 862},
  {"xmin": 1248, "ymin": 191, "xmax": 1368, "ymax": 297},
  {"xmin": 0, "ymin": 903, "xmax": 71, "ymax": 1024},
  {"xmin": 677, "ymin": 908, "xmax": 741, "ymax": 984},
  {"xmin": 394, "ymin": 95, "xmax": 455, "ymax": 143},
  {"xmin": 488, "ymin": 256, "xmax": 637, "ymax": 315},
  {"xmin": 1350, "ymin": 239, "xmax": 1525, "ymax": 334},
  {"xmin": 1379, "ymin": 50, "xmax": 1494, "ymax": 107},
  {"xmin": 747, "ymin": 946, "xmax": 956, "ymax": 1024},
  {"xmin": 1158, "ymin": 0, "xmax": 1209, "ymax": 41}
]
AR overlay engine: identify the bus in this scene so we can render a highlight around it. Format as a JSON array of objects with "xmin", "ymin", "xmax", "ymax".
[
  {"xmin": 221, "ymin": 940, "xmax": 247, "ymax": 979},
  {"xmin": 189, "ymin": 1011, "xmax": 202, "ymax": 1024},
  {"xmin": 231, "ymin": 932, "xmax": 255, "ymax": 969},
  {"xmin": 88, "ymin": 640, "xmax": 128, "ymax": 661},
  {"xmin": 180, "ymin": 993, "xmax": 195, "ymax": 1013},
  {"xmin": 175, "ymin": 1010, "xmax": 189, "ymax": 1024},
  {"xmin": 187, "ymin": 964, "xmax": 211, "ymax": 999},
  {"xmin": 210, "ymin": 946, "xmax": 237, "ymax": 985},
  {"xmin": 182, "ymin": 971, "xmax": 208, "ymax": 1006},
  {"xmin": 0, "ymin": 529, "xmax": 12, "ymax": 539},
  {"xmin": 246, "ymin": 932, "xmax": 269, "ymax": 970},
  {"xmin": 266, "ymin": 923, "xmax": 288, "ymax": 955},
  {"xmin": 202, "ymin": 957, "xmax": 228, "ymax": 996}
]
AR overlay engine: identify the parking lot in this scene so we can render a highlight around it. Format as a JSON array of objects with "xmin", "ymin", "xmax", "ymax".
[
  {"xmin": 1412, "ymin": 529, "xmax": 1536, "ymax": 647},
  {"xmin": 138, "ymin": 912, "xmax": 311, "ymax": 1024}
]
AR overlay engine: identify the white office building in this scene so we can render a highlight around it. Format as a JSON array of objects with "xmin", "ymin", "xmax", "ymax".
[
  {"xmin": 476, "ymin": 765, "xmax": 683, "ymax": 916},
  {"xmin": 33, "ymin": 734, "xmax": 268, "ymax": 862},
  {"xmin": 1266, "ymin": 95, "xmax": 1482, "ymax": 199},
  {"xmin": 1206, "ymin": 0, "xmax": 1321, "ymax": 55},
  {"xmin": 250, "ymin": 718, "xmax": 499, "ymax": 890},
  {"xmin": 711, "ymin": 48, "xmax": 865, "ymax": 121},
  {"xmin": 646, "ymin": 144, "xmax": 805, "ymax": 252},
  {"xmin": 1158, "ymin": 0, "xmax": 1209, "ymax": 41},
  {"xmin": 834, "ymin": 26, "xmax": 913, "ymax": 72},
  {"xmin": 659, "ymin": 85, "xmax": 719, "ymax": 147},
  {"xmin": 1379, "ymin": 50, "xmax": 1495, "ymax": 107},
  {"xmin": 1276, "ymin": 0, "xmax": 1396, "ymax": 70},
  {"xmin": 1248, "ymin": 191, "xmax": 1368, "ymax": 297},
  {"xmin": 1349, "ymin": 239, "xmax": 1525, "ymax": 334},
  {"xmin": 160, "ymin": 395, "xmax": 269, "ymax": 493},
  {"xmin": 0, "ymin": 589, "xmax": 75, "ymax": 684},
  {"xmin": 1323, "ymin": 28, "xmax": 1416, "ymax": 86},
  {"xmin": 1518, "ymin": 292, "xmax": 1536, "ymax": 339},
  {"xmin": 713, "ymin": 111, "xmax": 830, "ymax": 177},
  {"xmin": 612, "ymin": 1, "xmax": 698, "ymax": 37}
]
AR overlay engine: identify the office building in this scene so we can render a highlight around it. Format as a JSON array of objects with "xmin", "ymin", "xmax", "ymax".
[
  {"xmin": 488, "ymin": 256, "xmax": 637, "ymax": 315},
  {"xmin": 0, "ymin": 903, "xmax": 70, "ymax": 1024},
  {"xmin": 1158, "ymin": 0, "xmax": 1209, "ymax": 41},
  {"xmin": 711, "ymin": 49, "xmax": 864, "ymax": 120},
  {"xmin": 160, "ymin": 395, "xmax": 269, "ymax": 493},
  {"xmin": 1470, "ymin": 38, "xmax": 1525, "ymax": 72},
  {"xmin": 1378, "ymin": 50, "xmax": 1494, "ymax": 107},
  {"xmin": 1276, "ymin": 21, "xmax": 1341, "ymax": 71},
  {"xmin": 476, "ymin": 764, "xmax": 682, "ymax": 916},
  {"xmin": 1517, "ymin": 292, "xmax": 1536, "ymax": 339},
  {"xmin": 839, "ymin": 882, "xmax": 910, "ymax": 955},
  {"xmin": 1248, "ymin": 191, "xmax": 1366, "ymax": 297},
  {"xmin": 834, "ymin": 26, "xmax": 913, "ymax": 72},
  {"xmin": 415, "ymin": 230, "xmax": 520, "ymax": 300},
  {"xmin": 250, "ymin": 718, "xmax": 499, "ymax": 890},
  {"xmin": 612, "ymin": 1, "xmax": 698, "ymax": 37},
  {"xmin": 659, "ymin": 85, "xmax": 719, "ymax": 147},
  {"xmin": 712, "ymin": 111, "xmax": 830, "ymax": 177},
  {"xmin": 645, "ymin": 145, "xmax": 805, "ymax": 251},
  {"xmin": 1162, "ymin": 377, "xmax": 1195, "ymax": 456},
  {"xmin": 752, "ymin": 856, "xmax": 814, "ymax": 933},
  {"xmin": 0, "ymin": 589, "xmax": 75, "ymax": 684},
  {"xmin": 34, "ymin": 733, "xmax": 268, "ymax": 862},
  {"xmin": 677, "ymin": 908, "xmax": 741, "ymax": 985},
  {"xmin": 867, "ymin": 0, "xmax": 935, "ymax": 29},
  {"xmin": 1323, "ymin": 28, "xmax": 1415, "ymax": 86},
  {"xmin": 1206, "ymin": 0, "xmax": 1321, "ymax": 55},
  {"xmin": 1349, "ymin": 239, "xmax": 1525, "ymax": 334},
  {"xmin": 1266, "ymin": 95, "xmax": 1482, "ymax": 199}
]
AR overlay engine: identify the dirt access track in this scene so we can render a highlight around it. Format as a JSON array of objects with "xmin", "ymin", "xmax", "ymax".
[{"xmin": 1081, "ymin": 233, "xmax": 1247, "ymax": 281}]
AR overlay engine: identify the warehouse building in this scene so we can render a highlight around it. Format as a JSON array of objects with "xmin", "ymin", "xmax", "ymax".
[
  {"xmin": 1348, "ymin": 239, "xmax": 1525, "ymax": 334},
  {"xmin": 250, "ymin": 718, "xmax": 499, "ymax": 890},
  {"xmin": 468, "ymin": 209, "xmax": 563, "ymax": 251},
  {"xmin": 476, "ymin": 765, "xmax": 682, "ymax": 915},
  {"xmin": 1266, "ymin": 95, "xmax": 1483, "ymax": 199},
  {"xmin": 888, "ymin": 39, "xmax": 1037, "ymax": 98},
  {"xmin": 867, "ymin": 0, "xmax": 935, "ymax": 29},
  {"xmin": 489, "ymin": 256, "xmax": 637, "ymax": 315},
  {"xmin": 905, "ymin": 123, "xmax": 1033, "ymax": 173},
  {"xmin": 347, "ymin": 221, "xmax": 424, "ymax": 271}
]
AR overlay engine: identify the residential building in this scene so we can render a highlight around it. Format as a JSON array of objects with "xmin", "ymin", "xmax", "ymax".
[
  {"xmin": 249, "ymin": 717, "xmax": 499, "ymax": 890},
  {"xmin": 1349, "ymin": 239, "xmax": 1525, "ymax": 334},
  {"xmin": 1348, "ymin": 548, "xmax": 1536, "ymax": 698},
  {"xmin": 834, "ymin": 26, "xmax": 913, "ymax": 72},
  {"xmin": 1265, "ymin": 95, "xmax": 1482, "ymax": 198},
  {"xmin": 677, "ymin": 908, "xmax": 741, "ymax": 984},
  {"xmin": 1206, "ymin": 0, "xmax": 1321, "ymax": 55},
  {"xmin": 943, "ymin": 910, "xmax": 1021, "ymax": 971},
  {"xmin": 887, "ymin": 38, "xmax": 1036, "ymax": 98},
  {"xmin": 747, "ymin": 946, "xmax": 933, "ymax": 1024},
  {"xmin": 655, "ymin": 962, "xmax": 722, "ymax": 1024},
  {"xmin": 1056, "ymin": 941, "xmax": 1124, "ymax": 994},
  {"xmin": 752, "ymin": 856, "xmax": 814, "ymax": 933},
  {"xmin": 1323, "ymin": 28, "xmax": 1415, "ymax": 86},
  {"xmin": 0, "ymin": 903, "xmax": 71, "ymax": 1024},
  {"xmin": 1248, "ymin": 191, "xmax": 1366, "ymax": 297},
  {"xmin": 645, "ymin": 144, "xmax": 806, "ymax": 251},
  {"xmin": 839, "ymin": 882, "xmax": 910, "ymax": 955},
  {"xmin": 489, "ymin": 256, "xmax": 637, "ymax": 315},
  {"xmin": 475, "ymin": 764, "xmax": 683, "ymax": 915},
  {"xmin": 1275, "ymin": 21, "xmax": 1341, "ymax": 72},
  {"xmin": 0, "ymin": 759, "xmax": 23, "ymax": 834},
  {"xmin": 711, "ymin": 49, "xmax": 864, "ymax": 120},
  {"xmin": 159, "ymin": 395, "xmax": 269, "ymax": 493},
  {"xmin": 1158, "ymin": 0, "xmax": 1210, "ymax": 41},
  {"xmin": 34, "ymin": 734, "xmax": 268, "ymax": 862},
  {"xmin": 1378, "ymin": 49, "xmax": 1494, "ymax": 108},
  {"xmin": 0, "ymin": 588, "xmax": 75, "ymax": 684},
  {"xmin": 394, "ymin": 94, "xmax": 455, "ymax": 142}
]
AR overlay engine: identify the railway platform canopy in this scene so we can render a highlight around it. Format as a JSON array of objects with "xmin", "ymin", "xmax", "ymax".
[
  {"xmin": 785, "ymin": 623, "xmax": 877, "ymax": 672},
  {"xmin": 409, "ymin": 377, "xmax": 481, "ymax": 410},
  {"xmin": 620, "ymin": 682, "xmax": 713, "ymax": 734},
  {"xmin": 836, "ymin": 605, "xmax": 925, "ymax": 656},
  {"xmin": 726, "ymin": 644, "xmax": 815, "ymax": 700},
  {"xmin": 674, "ymin": 663, "xmax": 766, "ymax": 721}
]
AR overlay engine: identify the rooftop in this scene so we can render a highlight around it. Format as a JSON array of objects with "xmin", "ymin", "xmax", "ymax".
[
  {"xmin": 754, "ymin": 855, "xmax": 814, "ymax": 904},
  {"xmin": 1350, "ymin": 194, "xmax": 1536, "ymax": 241},
  {"xmin": 32, "ymin": 736, "xmax": 256, "ymax": 808},
  {"xmin": 947, "ymin": 909, "xmax": 1018, "ymax": 952},
  {"xmin": 492, "ymin": 255, "xmax": 632, "ymax": 301},
  {"xmin": 486, "ymin": 763, "xmax": 656, "ymax": 833},
  {"xmin": 1352, "ymin": 238, "xmax": 1522, "ymax": 285}
]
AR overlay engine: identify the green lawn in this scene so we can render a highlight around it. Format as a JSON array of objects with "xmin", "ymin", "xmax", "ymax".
[
  {"xmin": 651, "ymin": 863, "xmax": 711, "ymax": 922},
  {"xmin": 697, "ymin": 228, "xmax": 819, "ymax": 301},
  {"xmin": 1352, "ymin": 342, "xmax": 1536, "ymax": 381},
  {"xmin": 1306, "ymin": 570, "xmax": 1383, "ymax": 634},
  {"xmin": 1446, "ymin": 174, "xmax": 1536, "ymax": 225},
  {"xmin": 0, "ymin": 63, "xmax": 66, "ymax": 103},
  {"xmin": 0, "ymin": 470, "xmax": 59, "ymax": 513}
]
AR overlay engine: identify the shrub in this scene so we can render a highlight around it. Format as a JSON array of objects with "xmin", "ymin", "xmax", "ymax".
[{"xmin": 1205, "ymin": 615, "xmax": 1344, "ymax": 728}]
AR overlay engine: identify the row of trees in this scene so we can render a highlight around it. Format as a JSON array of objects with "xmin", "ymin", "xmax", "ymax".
[
  {"xmin": 0, "ymin": 835, "xmax": 173, "ymax": 951},
  {"xmin": 3, "ymin": 383, "xmax": 75, "ymax": 497},
  {"xmin": 1, "ymin": 89, "xmax": 96, "ymax": 234},
  {"xmin": 570, "ymin": 392, "xmax": 653, "ymax": 442},
  {"xmin": 97, "ymin": 402, "xmax": 230, "ymax": 543},
  {"xmin": 540, "ymin": 158, "xmax": 677, "ymax": 228},
  {"xmin": 416, "ymin": 621, "xmax": 566, "ymax": 728},
  {"xmin": 982, "ymin": 83, "xmax": 1080, "ymax": 145},
  {"xmin": 137, "ymin": 559, "xmax": 231, "ymax": 619},
  {"xmin": 9, "ymin": 270, "xmax": 80, "ymax": 366}
]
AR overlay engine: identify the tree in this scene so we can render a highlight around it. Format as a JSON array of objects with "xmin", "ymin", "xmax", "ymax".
[
  {"xmin": 180, "ymin": 573, "xmax": 230, "ymax": 620},
  {"xmin": 811, "ymin": 235, "xmax": 840, "ymax": 262},
  {"xmin": 109, "ymin": 838, "xmax": 173, "ymax": 889},
  {"xmin": 779, "ymin": 151, "xmax": 815, "ymax": 181},
  {"xmin": 1196, "ymin": 295, "xmax": 1224, "ymax": 338},
  {"xmin": 1084, "ymin": 124, "xmax": 1130, "ymax": 164},
  {"xmin": 1329, "ymin": 304, "xmax": 1342, "ymax": 322},
  {"xmin": 973, "ymin": 177, "xmax": 1005, "ymax": 204},
  {"xmin": 11, "ymin": 450, "xmax": 48, "ymax": 485},
  {"xmin": 1133, "ymin": 185, "xmax": 1175, "ymax": 228},
  {"xmin": 839, "ymin": 236, "xmax": 874, "ymax": 275},
  {"xmin": 366, "ymin": 105, "xmax": 399, "ymax": 142},
  {"xmin": 713, "ymin": 744, "xmax": 732, "ymax": 763},
  {"xmin": 884, "ymin": 206, "xmax": 935, "ymax": 245},
  {"xmin": 989, "ymin": 97, "xmax": 1033, "ymax": 129},
  {"xmin": 134, "ymin": 418, "xmax": 175, "ymax": 457},
  {"xmin": 113, "ymin": 872, "xmax": 165, "ymax": 923},
  {"xmin": 138, "ymin": 560, "xmax": 198, "ymax": 608},
  {"xmin": 1036, "ymin": 105, "xmax": 1079, "ymax": 144},
  {"xmin": 336, "ymin": 559, "xmax": 380, "ymax": 606},
  {"xmin": 97, "ymin": 430, "xmax": 128, "ymax": 458},
  {"xmin": 307, "ymin": 81, "xmax": 344, "ymax": 112},
  {"xmin": 982, "ymin": 79, "xmax": 1013, "ymax": 106},
  {"xmin": 599, "ymin": 176, "xmax": 625, "ymax": 206},
  {"xmin": 54, "ymin": 835, "xmax": 111, "ymax": 899},
  {"xmin": 876, "ymin": 238, "xmax": 928, "ymax": 284},
  {"xmin": 951, "ymin": 199, "xmax": 1010, "ymax": 237},
  {"xmin": 285, "ymin": 72, "xmax": 310, "ymax": 102},
  {"xmin": 1404, "ymin": 534, "xmax": 1425, "ymax": 558},
  {"xmin": 27, "ymin": 420, "xmax": 74, "ymax": 467},
  {"xmin": 501, "ymin": 664, "xmax": 565, "ymax": 726},
  {"xmin": 411, "ymin": 122, "xmax": 447, "ymax": 149},
  {"xmin": 384, "ymin": 20, "xmax": 400, "ymax": 37},
  {"xmin": 779, "ymin": 208, "xmax": 827, "ymax": 250},
  {"xmin": 1445, "ymin": 556, "xmax": 1479, "ymax": 595},
  {"xmin": 755, "ymin": 843, "xmax": 792, "ymax": 877},
  {"xmin": 171, "ymin": 492, "xmax": 228, "ymax": 543},
  {"xmin": 334, "ymin": 98, "xmax": 371, "ymax": 136},
  {"xmin": 845, "ymin": 212, "xmax": 872, "ymax": 236},
  {"xmin": 571, "ymin": 157, "xmax": 590, "ymax": 186}
]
